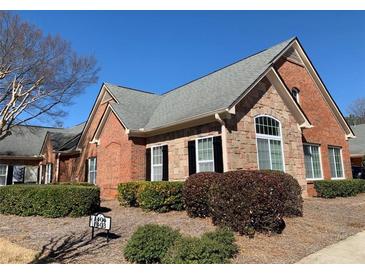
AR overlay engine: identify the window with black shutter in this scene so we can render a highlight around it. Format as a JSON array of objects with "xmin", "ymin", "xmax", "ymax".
[
  {"xmin": 213, "ymin": 136, "xmax": 224, "ymax": 173},
  {"xmin": 188, "ymin": 140, "xmax": 196, "ymax": 175},
  {"xmin": 146, "ymin": 148, "xmax": 151, "ymax": 181},
  {"xmin": 162, "ymin": 145, "xmax": 169, "ymax": 181}
]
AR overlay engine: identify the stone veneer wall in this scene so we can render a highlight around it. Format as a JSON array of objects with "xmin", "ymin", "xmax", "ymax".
[
  {"xmin": 225, "ymin": 79, "xmax": 307, "ymax": 191},
  {"xmin": 146, "ymin": 122, "xmax": 221, "ymax": 180}
]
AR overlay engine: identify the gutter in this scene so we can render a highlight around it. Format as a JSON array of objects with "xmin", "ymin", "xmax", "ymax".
[{"xmin": 127, "ymin": 108, "xmax": 229, "ymax": 137}]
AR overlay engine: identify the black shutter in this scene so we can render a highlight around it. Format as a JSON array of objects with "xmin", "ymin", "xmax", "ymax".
[
  {"xmin": 188, "ymin": 140, "xmax": 196, "ymax": 175},
  {"xmin": 6, "ymin": 165, "xmax": 13, "ymax": 185},
  {"xmin": 146, "ymin": 148, "xmax": 151, "ymax": 181},
  {"xmin": 162, "ymin": 145, "xmax": 169, "ymax": 181},
  {"xmin": 85, "ymin": 159, "xmax": 89, "ymax": 182},
  {"xmin": 50, "ymin": 164, "xmax": 53, "ymax": 183},
  {"xmin": 213, "ymin": 136, "xmax": 224, "ymax": 173}
]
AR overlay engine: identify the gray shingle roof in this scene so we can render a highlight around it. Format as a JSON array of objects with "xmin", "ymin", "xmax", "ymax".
[
  {"xmin": 350, "ymin": 124, "xmax": 365, "ymax": 155},
  {"xmin": 105, "ymin": 37, "xmax": 295, "ymax": 131},
  {"xmin": 0, "ymin": 123, "xmax": 85, "ymax": 157}
]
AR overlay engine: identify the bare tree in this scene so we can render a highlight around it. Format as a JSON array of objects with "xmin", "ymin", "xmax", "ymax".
[
  {"xmin": 0, "ymin": 11, "xmax": 98, "ymax": 139},
  {"xmin": 347, "ymin": 98, "xmax": 365, "ymax": 126}
]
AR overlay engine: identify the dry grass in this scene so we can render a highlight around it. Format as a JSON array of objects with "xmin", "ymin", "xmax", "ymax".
[{"xmin": 0, "ymin": 238, "xmax": 38, "ymax": 264}]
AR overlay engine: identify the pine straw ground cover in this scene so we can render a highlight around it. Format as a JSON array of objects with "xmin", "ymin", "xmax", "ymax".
[{"xmin": 0, "ymin": 194, "xmax": 365, "ymax": 264}]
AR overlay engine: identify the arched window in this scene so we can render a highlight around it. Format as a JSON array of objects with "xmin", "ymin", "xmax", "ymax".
[
  {"xmin": 291, "ymin": 87, "xmax": 300, "ymax": 103},
  {"xmin": 255, "ymin": 116, "xmax": 285, "ymax": 171}
]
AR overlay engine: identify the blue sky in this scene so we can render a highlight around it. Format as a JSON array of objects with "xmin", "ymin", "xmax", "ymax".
[{"xmin": 18, "ymin": 11, "xmax": 365, "ymax": 127}]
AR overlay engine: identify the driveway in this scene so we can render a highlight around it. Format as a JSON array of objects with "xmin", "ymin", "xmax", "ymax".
[{"xmin": 298, "ymin": 230, "xmax": 365, "ymax": 263}]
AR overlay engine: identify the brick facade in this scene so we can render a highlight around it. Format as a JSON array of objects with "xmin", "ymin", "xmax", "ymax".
[
  {"xmin": 36, "ymin": 46, "xmax": 353, "ymax": 200},
  {"xmin": 275, "ymin": 58, "xmax": 352, "ymax": 180}
]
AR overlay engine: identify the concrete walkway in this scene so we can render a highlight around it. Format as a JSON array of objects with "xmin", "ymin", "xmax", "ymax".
[{"xmin": 298, "ymin": 231, "xmax": 365, "ymax": 263}]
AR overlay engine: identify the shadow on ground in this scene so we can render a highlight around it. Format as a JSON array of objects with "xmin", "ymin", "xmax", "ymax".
[{"xmin": 32, "ymin": 230, "xmax": 121, "ymax": 263}]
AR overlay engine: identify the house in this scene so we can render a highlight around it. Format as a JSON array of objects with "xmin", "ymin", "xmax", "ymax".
[
  {"xmin": 0, "ymin": 123, "xmax": 84, "ymax": 186},
  {"xmin": 0, "ymin": 37, "xmax": 355, "ymax": 199},
  {"xmin": 349, "ymin": 124, "xmax": 365, "ymax": 167}
]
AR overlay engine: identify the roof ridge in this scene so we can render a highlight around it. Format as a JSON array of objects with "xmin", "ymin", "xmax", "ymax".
[
  {"xmin": 14, "ymin": 124, "xmax": 63, "ymax": 130},
  {"xmin": 105, "ymin": 82, "xmax": 159, "ymax": 96}
]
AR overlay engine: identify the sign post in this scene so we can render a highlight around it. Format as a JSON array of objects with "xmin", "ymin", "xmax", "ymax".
[{"xmin": 89, "ymin": 213, "xmax": 112, "ymax": 242}]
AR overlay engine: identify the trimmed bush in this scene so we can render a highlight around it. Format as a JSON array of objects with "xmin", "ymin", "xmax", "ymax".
[
  {"xmin": 118, "ymin": 181, "xmax": 141, "ymax": 207},
  {"xmin": 314, "ymin": 179, "xmax": 365, "ymax": 198},
  {"xmin": 261, "ymin": 170, "xmax": 303, "ymax": 217},
  {"xmin": 209, "ymin": 170, "xmax": 288, "ymax": 235},
  {"xmin": 118, "ymin": 181, "xmax": 184, "ymax": 213},
  {"xmin": 162, "ymin": 228, "xmax": 238, "ymax": 264},
  {"xmin": 123, "ymin": 224, "xmax": 181, "ymax": 263},
  {"xmin": 137, "ymin": 181, "xmax": 184, "ymax": 212},
  {"xmin": 0, "ymin": 184, "xmax": 100, "ymax": 217},
  {"xmin": 183, "ymin": 172, "xmax": 223, "ymax": 218}
]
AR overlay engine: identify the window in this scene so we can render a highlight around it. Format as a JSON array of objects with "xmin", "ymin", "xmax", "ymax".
[
  {"xmin": 255, "ymin": 116, "xmax": 284, "ymax": 171},
  {"xmin": 45, "ymin": 163, "xmax": 52, "ymax": 184},
  {"xmin": 328, "ymin": 147, "xmax": 344, "ymax": 179},
  {"xmin": 303, "ymin": 144, "xmax": 322, "ymax": 179},
  {"xmin": 196, "ymin": 137, "xmax": 214, "ymax": 172},
  {"xmin": 13, "ymin": 165, "xmax": 25, "ymax": 184},
  {"xmin": 88, "ymin": 157, "xmax": 97, "ymax": 184},
  {"xmin": 291, "ymin": 87, "xmax": 300, "ymax": 103},
  {"xmin": 151, "ymin": 146, "xmax": 163, "ymax": 181},
  {"xmin": 0, "ymin": 165, "xmax": 7, "ymax": 186}
]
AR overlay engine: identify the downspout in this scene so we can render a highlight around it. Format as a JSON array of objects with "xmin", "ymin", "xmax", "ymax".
[{"xmin": 215, "ymin": 113, "xmax": 229, "ymax": 172}]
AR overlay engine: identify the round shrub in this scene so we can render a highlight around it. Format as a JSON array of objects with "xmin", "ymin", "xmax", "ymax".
[
  {"xmin": 124, "ymin": 224, "xmax": 181, "ymax": 263},
  {"xmin": 183, "ymin": 172, "xmax": 223, "ymax": 218},
  {"xmin": 209, "ymin": 170, "xmax": 287, "ymax": 235},
  {"xmin": 0, "ymin": 184, "xmax": 100, "ymax": 217},
  {"xmin": 137, "ymin": 181, "xmax": 184, "ymax": 213},
  {"xmin": 162, "ymin": 228, "xmax": 238, "ymax": 264},
  {"xmin": 261, "ymin": 170, "xmax": 303, "ymax": 217}
]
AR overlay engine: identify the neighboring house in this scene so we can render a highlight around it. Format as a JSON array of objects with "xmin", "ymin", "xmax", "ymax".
[
  {"xmin": 0, "ymin": 123, "xmax": 84, "ymax": 186},
  {"xmin": 349, "ymin": 124, "xmax": 365, "ymax": 167},
  {"xmin": 0, "ymin": 37, "xmax": 355, "ymax": 199}
]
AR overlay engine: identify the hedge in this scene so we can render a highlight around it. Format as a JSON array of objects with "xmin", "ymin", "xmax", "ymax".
[
  {"xmin": 0, "ymin": 184, "xmax": 100, "ymax": 217},
  {"xmin": 162, "ymin": 227, "xmax": 238, "ymax": 264},
  {"xmin": 123, "ymin": 224, "xmax": 181, "ymax": 263},
  {"xmin": 183, "ymin": 172, "xmax": 223, "ymax": 218},
  {"xmin": 118, "ymin": 181, "xmax": 184, "ymax": 213},
  {"xmin": 314, "ymin": 179, "xmax": 365, "ymax": 198},
  {"xmin": 209, "ymin": 170, "xmax": 289, "ymax": 236}
]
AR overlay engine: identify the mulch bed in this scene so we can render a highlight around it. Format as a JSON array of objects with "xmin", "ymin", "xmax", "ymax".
[{"xmin": 1, "ymin": 194, "xmax": 365, "ymax": 264}]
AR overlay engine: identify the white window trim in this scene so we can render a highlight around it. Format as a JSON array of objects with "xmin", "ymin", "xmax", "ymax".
[
  {"xmin": 303, "ymin": 143, "xmax": 323, "ymax": 181},
  {"xmin": 88, "ymin": 157, "xmax": 97, "ymax": 184},
  {"xmin": 329, "ymin": 146, "xmax": 345, "ymax": 180},
  {"xmin": 0, "ymin": 164, "xmax": 8, "ymax": 186},
  {"xmin": 254, "ymin": 115, "xmax": 286, "ymax": 172},
  {"xmin": 151, "ymin": 144, "xmax": 164, "ymax": 181},
  {"xmin": 195, "ymin": 136, "xmax": 215, "ymax": 173}
]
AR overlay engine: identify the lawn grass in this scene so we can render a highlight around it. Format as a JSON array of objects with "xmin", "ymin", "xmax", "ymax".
[{"xmin": 0, "ymin": 238, "xmax": 38, "ymax": 264}]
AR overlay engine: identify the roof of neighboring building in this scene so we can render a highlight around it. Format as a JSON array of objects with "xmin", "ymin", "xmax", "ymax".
[
  {"xmin": 0, "ymin": 122, "xmax": 85, "ymax": 157},
  {"xmin": 350, "ymin": 124, "xmax": 365, "ymax": 156},
  {"xmin": 105, "ymin": 37, "xmax": 295, "ymax": 131}
]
